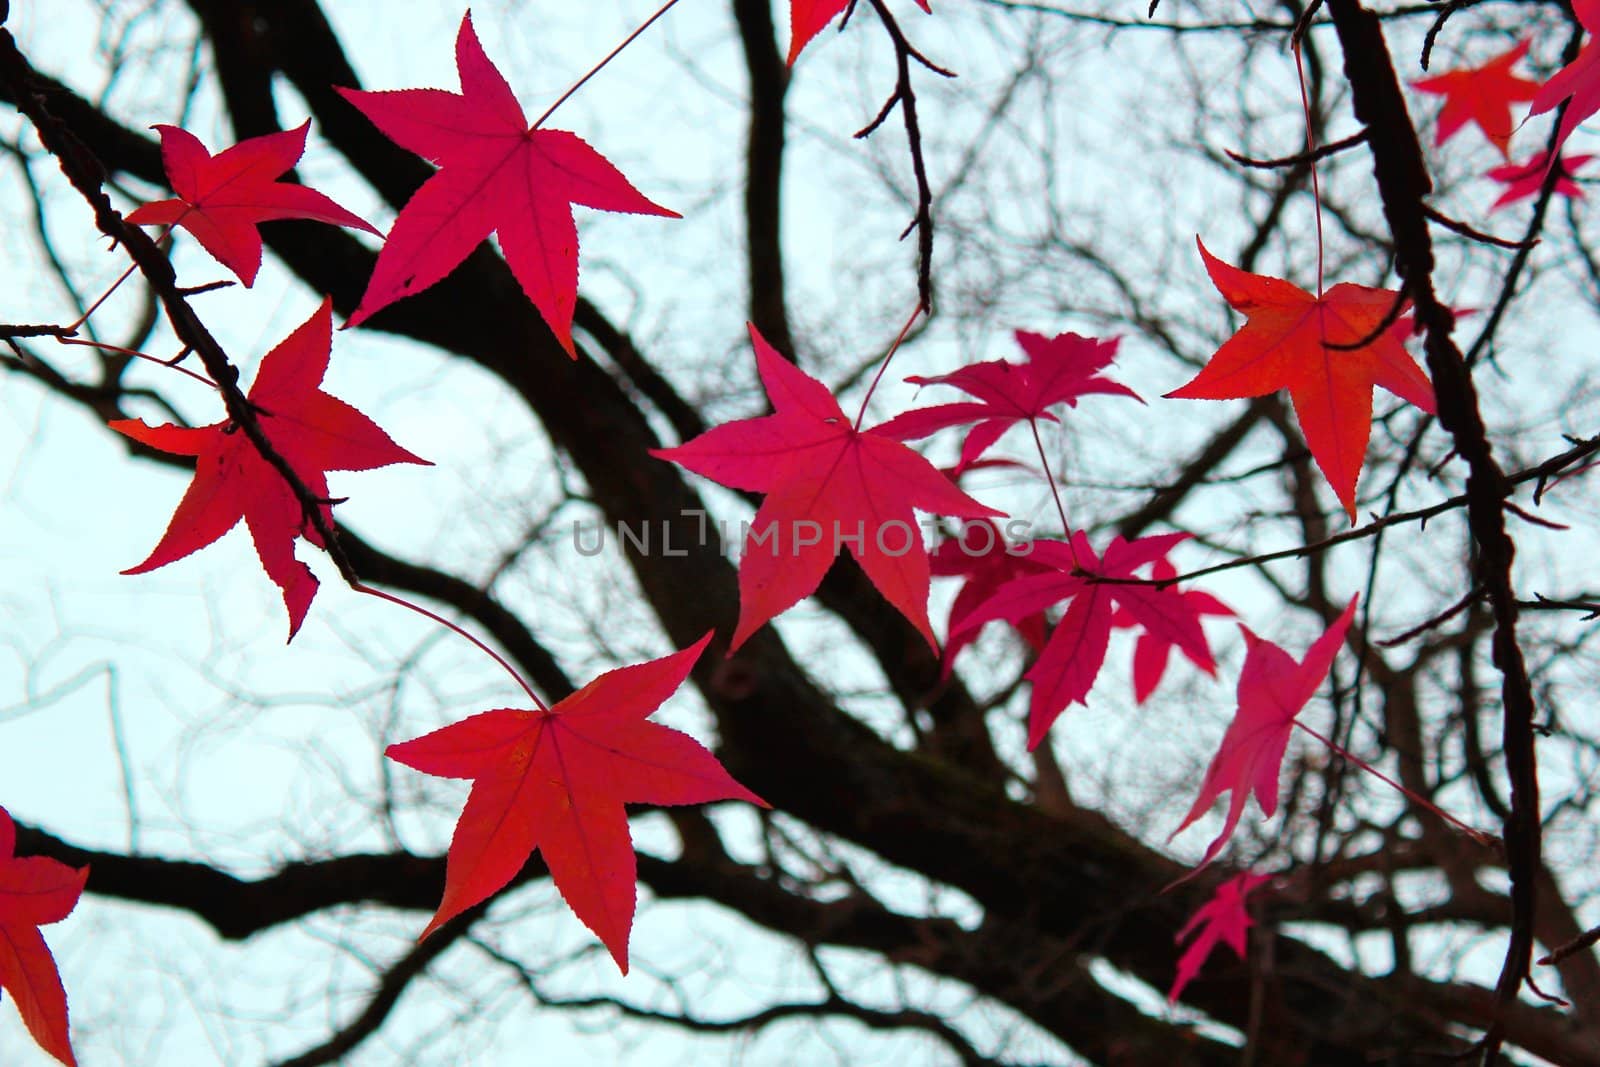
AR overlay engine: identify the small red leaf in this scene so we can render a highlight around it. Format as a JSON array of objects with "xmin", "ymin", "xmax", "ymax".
[
  {"xmin": 653, "ymin": 324, "xmax": 1003, "ymax": 651},
  {"xmin": 877, "ymin": 329, "xmax": 1141, "ymax": 476},
  {"xmin": 340, "ymin": 13, "xmax": 678, "ymax": 354},
  {"xmin": 1113, "ymin": 560, "xmax": 1234, "ymax": 703},
  {"xmin": 1485, "ymin": 151, "xmax": 1593, "ymax": 210},
  {"xmin": 1169, "ymin": 597, "xmax": 1359, "ymax": 871},
  {"xmin": 112, "ymin": 298, "xmax": 429, "ymax": 638},
  {"xmin": 1531, "ymin": 1, "xmax": 1600, "ymax": 154},
  {"xmin": 387, "ymin": 634, "xmax": 767, "ymax": 972},
  {"xmin": 0, "ymin": 806, "xmax": 88, "ymax": 1066},
  {"xmin": 931, "ymin": 519, "xmax": 1050, "ymax": 675},
  {"xmin": 1168, "ymin": 870, "xmax": 1270, "ymax": 1004},
  {"xmin": 1410, "ymin": 39, "xmax": 1539, "ymax": 158},
  {"xmin": 126, "ymin": 122, "xmax": 378, "ymax": 287},
  {"xmin": 788, "ymin": 0, "xmax": 933, "ymax": 65}
]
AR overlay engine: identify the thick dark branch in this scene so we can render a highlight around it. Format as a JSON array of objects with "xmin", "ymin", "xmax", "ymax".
[
  {"xmin": 731, "ymin": 0, "xmax": 795, "ymax": 358},
  {"xmin": 1323, "ymin": 2, "xmax": 1543, "ymax": 1057}
]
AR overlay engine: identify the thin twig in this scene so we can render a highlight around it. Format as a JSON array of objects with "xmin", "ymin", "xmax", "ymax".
[
  {"xmin": 856, "ymin": 0, "xmax": 954, "ymax": 312},
  {"xmin": 1226, "ymin": 129, "xmax": 1367, "ymax": 169}
]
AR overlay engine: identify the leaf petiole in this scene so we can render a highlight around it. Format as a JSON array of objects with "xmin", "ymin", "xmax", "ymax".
[{"xmin": 1295, "ymin": 719, "xmax": 1494, "ymax": 846}]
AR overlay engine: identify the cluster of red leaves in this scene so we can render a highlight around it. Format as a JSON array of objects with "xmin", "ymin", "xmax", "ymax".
[
  {"xmin": 95, "ymin": 13, "xmax": 752, "ymax": 1026},
  {"xmin": 31, "ymin": 1, "xmax": 1553, "ymax": 1054},
  {"xmin": 953, "ymin": 532, "xmax": 1224, "ymax": 748},
  {"xmin": 1411, "ymin": 28, "xmax": 1600, "ymax": 210}
]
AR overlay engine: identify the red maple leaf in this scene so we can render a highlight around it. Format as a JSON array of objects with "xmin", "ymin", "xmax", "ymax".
[
  {"xmin": 1168, "ymin": 870, "xmax": 1270, "ymax": 1004},
  {"xmin": 788, "ymin": 0, "xmax": 933, "ymax": 65},
  {"xmin": 878, "ymin": 330, "xmax": 1142, "ymax": 476},
  {"xmin": 1165, "ymin": 239, "xmax": 1437, "ymax": 522},
  {"xmin": 339, "ymin": 13, "xmax": 679, "ymax": 355},
  {"xmin": 954, "ymin": 531, "xmax": 1217, "ymax": 748},
  {"xmin": 652, "ymin": 324, "xmax": 1003, "ymax": 651},
  {"xmin": 1531, "ymin": 0, "xmax": 1600, "ymax": 154},
  {"xmin": 386, "ymin": 634, "xmax": 766, "ymax": 972},
  {"xmin": 1410, "ymin": 39, "xmax": 1539, "ymax": 158},
  {"xmin": 931, "ymin": 518, "xmax": 1050, "ymax": 676},
  {"xmin": 0, "ymin": 806, "xmax": 88, "ymax": 1067},
  {"xmin": 125, "ymin": 121, "xmax": 378, "ymax": 287},
  {"xmin": 1486, "ymin": 150, "xmax": 1593, "ymax": 210},
  {"xmin": 1112, "ymin": 559, "xmax": 1233, "ymax": 704},
  {"xmin": 111, "ymin": 298, "xmax": 428, "ymax": 638},
  {"xmin": 1169, "ymin": 596, "xmax": 1358, "ymax": 870}
]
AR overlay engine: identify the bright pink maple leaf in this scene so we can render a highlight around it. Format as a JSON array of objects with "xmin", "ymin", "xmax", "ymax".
[
  {"xmin": 1410, "ymin": 39, "xmax": 1539, "ymax": 158},
  {"xmin": 653, "ymin": 324, "xmax": 1003, "ymax": 652},
  {"xmin": 1531, "ymin": 1, "xmax": 1600, "ymax": 155},
  {"xmin": 1168, "ymin": 870, "xmax": 1270, "ymax": 1004},
  {"xmin": 387, "ymin": 634, "xmax": 766, "ymax": 972},
  {"xmin": 1112, "ymin": 559, "xmax": 1233, "ymax": 704},
  {"xmin": 1486, "ymin": 150, "xmax": 1593, "ymax": 210},
  {"xmin": 1166, "ymin": 239, "xmax": 1436, "ymax": 522},
  {"xmin": 111, "ymin": 298, "xmax": 429, "ymax": 638},
  {"xmin": 1169, "ymin": 596, "xmax": 1358, "ymax": 870},
  {"xmin": 338, "ymin": 13, "xmax": 678, "ymax": 355},
  {"xmin": 125, "ymin": 121, "xmax": 378, "ymax": 287},
  {"xmin": 955, "ymin": 531, "xmax": 1217, "ymax": 748},
  {"xmin": 0, "ymin": 806, "xmax": 88, "ymax": 1067},
  {"xmin": 931, "ymin": 518, "xmax": 1050, "ymax": 676},
  {"xmin": 788, "ymin": 0, "xmax": 933, "ymax": 65},
  {"xmin": 878, "ymin": 330, "xmax": 1142, "ymax": 476}
]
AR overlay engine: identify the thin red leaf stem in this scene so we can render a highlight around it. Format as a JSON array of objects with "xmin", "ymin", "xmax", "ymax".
[
  {"xmin": 355, "ymin": 584, "xmax": 549, "ymax": 710},
  {"xmin": 530, "ymin": 0, "xmax": 686, "ymax": 130},
  {"xmin": 1292, "ymin": 42, "xmax": 1326, "ymax": 296},
  {"xmin": 1295, "ymin": 719, "xmax": 1494, "ymax": 846},
  {"xmin": 55, "ymin": 336, "xmax": 217, "ymax": 388},
  {"xmin": 68, "ymin": 225, "xmax": 175, "ymax": 331},
  {"xmin": 1028, "ymin": 418, "xmax": 1075, "ymax": 561},
  {"xmin": 852, "ymin": 303, "xmax": 923, "ymax": 431}
]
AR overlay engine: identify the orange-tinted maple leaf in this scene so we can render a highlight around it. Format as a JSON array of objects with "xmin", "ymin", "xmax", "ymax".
[
  {"xmin": 339, "ymin": 13, "xmax": 678, "ymax": 355},
  {"xmin": 1531, "ymin": 0, "xmax": 1600, "ymax": 154},
  {"xmin": 652, "ymin": 324, "xmax": 1003, "ymax": 652},
  {"xmin": 0, "ymin": 806, "xmax": 88, "ymax": 1067},
  {"xmin": 126, "ymin": 121, "xmax": 378, "ymax": 287},
  {"xmin": 111, "ymin": 298, "xmax": 429, "ymax": 638},
  {"xmin": 788, "ymin": 0, "xmax": 933, "ymax": 65},
  {"xmin": 1166, "ymin": 239, "xmax": 1436, "ymax": 522},
  {"xmin": 386, "ymin": 634, "xmax": 767, "ymax": 972},
  {"xmin": 1168, "ymin": 870, "xmax": 1270, "ymax": 1004},
  {"xmin": 1410, "ymin": 39, "xmax": 1539, "ymax": 158},
  {"xmin": 1169, "ymin": 597, "xmax": 1358, "ymax": 871}
]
